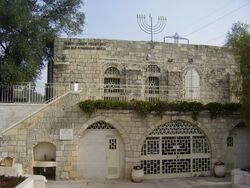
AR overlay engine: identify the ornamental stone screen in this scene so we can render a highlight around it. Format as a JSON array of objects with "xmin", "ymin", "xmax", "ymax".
[{"xmin": 141, "ymin": 120, "xmax": 210, "ymax": 178}]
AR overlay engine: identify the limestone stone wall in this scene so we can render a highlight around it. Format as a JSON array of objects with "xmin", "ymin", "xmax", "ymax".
[
  {"xmin": 0, "ymin": 92, "xmax": 242, "ymax": 180},
  {"xmin": 53, "ymin": 38, "xmax": 239, "ymax": 103},
  {"xmin": 0, "ymin": 104, "xmax": 45, "ymax": 132}
]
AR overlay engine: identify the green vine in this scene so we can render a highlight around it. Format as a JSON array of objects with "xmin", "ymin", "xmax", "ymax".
[
  {"xmin": 205, "ymin": 102, "xmax": 240, "ymax": 119},
  {"xmin": 78, "ymin": 100, "xmax": 97, "ymax": 116},
  {"xmin": 78, "ymin": 100, "xmax": 240, "ymax": 120},
  {"xmin": 134, "ymin": 101, "xmax": 153, "ymax": 116}
]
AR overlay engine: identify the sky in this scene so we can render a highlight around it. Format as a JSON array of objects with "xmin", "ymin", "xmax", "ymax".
[
  {"xmin": 81, "ymin": 0, "xmax": 250, "ymax": 45},
  {"xmin": 38, "ymin": 0, "xmax": 250, "ymax": 83}
]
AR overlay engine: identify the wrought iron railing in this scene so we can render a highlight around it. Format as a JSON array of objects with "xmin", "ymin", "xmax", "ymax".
[
  {"xmin": 0, "ymin": 82, "xmax": 234, "ymax": 104},
  {"xmin": 0, "ymin": 82, "xmax": 71, "ymax": 104},
  {"xmin": 79, "ymin": 83, "xmax": 203, "ymax": 102}
]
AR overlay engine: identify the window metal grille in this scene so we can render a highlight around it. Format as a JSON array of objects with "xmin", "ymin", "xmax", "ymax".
[
  {"xmin": 109, "ymin": 139, "xmax": 117, "ymax": 150},
  {"xmin": 146, "ymin": 65, "xmax": 161, "ymax": 73},
  {"xmin": 104, "ymin": 67, "xmax": 121, "ymax": 100},
  {"xmin": 227, "ymin": 136, "xmax": 233, "ymax": 147},
  {"xmin": 146, "ymin": 77, "xmax": 159, "ymax": 95}
]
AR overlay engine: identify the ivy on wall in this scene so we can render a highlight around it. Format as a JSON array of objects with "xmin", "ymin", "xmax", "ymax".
[{"xmin": 78, "ymin": 100, "xmax": 240, "ymax": 120}]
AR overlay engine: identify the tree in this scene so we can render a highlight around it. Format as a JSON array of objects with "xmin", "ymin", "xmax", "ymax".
[
  {"xmin": 226, "ymin": 21, "xmax": 250, "ymax": 127},
  {"xmin": 0, "ymin": 0, "xmax": 85, "ymax": 84}
]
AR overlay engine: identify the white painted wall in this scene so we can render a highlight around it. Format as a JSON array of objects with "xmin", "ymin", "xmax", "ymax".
[
  {"xmin": 234, "ymin": 127, "xmax": 250, "ymax": 169},
  {"xmin": 227, "ymin": 127, "xmax": 250, "ymax": 170},
  {"xmin": 33, "ymin": 142, "xmax": 56, "ymax": 161},
  {"xmin": 78, "ymin": 129, "xmax": 125, "ymax": 180}
]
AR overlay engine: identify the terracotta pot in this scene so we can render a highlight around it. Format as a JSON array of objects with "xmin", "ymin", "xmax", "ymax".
[
  {"xmin": 214, "ymin": 165, "xmax": 226, "ymax": 177},
  {"xmin": 131, "ymin": 169, "xmax": 144, "ymax": 183}
]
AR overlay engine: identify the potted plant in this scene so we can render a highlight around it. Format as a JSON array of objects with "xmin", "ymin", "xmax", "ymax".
[
  {"xmin": 131, "ymin": 165, "xmax": 144, "ymax": 183},
  {"xmin": 214, "ymin": 160, "xmax": 226, "ymax": 177},
  {"xmin": 71, "ymin": 81, "xmax": 79, "ymax": 92}
]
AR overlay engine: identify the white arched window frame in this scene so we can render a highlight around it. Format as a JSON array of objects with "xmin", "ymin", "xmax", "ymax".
[{"xmin": 184, "ymin": 69, "xmax": 200, "ymax": 100}]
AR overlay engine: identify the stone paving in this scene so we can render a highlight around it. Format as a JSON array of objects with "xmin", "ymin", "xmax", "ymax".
[{"xmin": 46, "ymin": 177, "xmax": 231, "ymax": 188}]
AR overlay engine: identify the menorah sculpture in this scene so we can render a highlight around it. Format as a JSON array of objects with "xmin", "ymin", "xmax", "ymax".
[
  {"xmin": 137, "ymin": 14, "xmax": 166, "ymax": 42},
  {"xmin": 163, "ymin": 32, "xmax": 189, "ymax": 44}
]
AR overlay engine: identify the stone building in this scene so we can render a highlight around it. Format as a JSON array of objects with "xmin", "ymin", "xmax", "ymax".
[{"xmin": 0, "ymin": 38, "xmax": 250, "ymax": 180}]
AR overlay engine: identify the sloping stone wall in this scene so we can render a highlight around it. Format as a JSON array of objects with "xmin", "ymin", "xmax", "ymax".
[
  {"xmin": 0, "ymin": 104, "xmax": 45, "ymax": 133},
  {"xmin": 0, "ymin": 92, "xmax": 242, "ymax": 180}
]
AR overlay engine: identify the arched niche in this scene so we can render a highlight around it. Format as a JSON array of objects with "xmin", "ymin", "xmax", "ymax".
[{"xmin": 33, "ymin": 142, "xmax": 56, "ymax": 161}]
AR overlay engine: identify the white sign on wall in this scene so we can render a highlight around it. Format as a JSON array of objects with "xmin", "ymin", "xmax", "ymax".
[{"xmin": 60, "ymin": 129, "xmax": 73, "ymax": 140}]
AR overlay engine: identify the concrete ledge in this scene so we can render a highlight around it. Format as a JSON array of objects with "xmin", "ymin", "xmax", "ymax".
[
  {"xmin": 232, "ymin": 169, "xmax": 250, "ymax": 188},
  {"xmin": 16, "ymin": 175, "xmax": 47, "ymax": 188},
  {"xmin": 0, "ymin": 163, "xmax": 23, "ymax": 176}
]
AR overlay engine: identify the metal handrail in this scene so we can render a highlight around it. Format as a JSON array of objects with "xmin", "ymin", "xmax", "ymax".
[{"xmin": 0, "ymin": 82, "xmax": 71, "ymax": 104}]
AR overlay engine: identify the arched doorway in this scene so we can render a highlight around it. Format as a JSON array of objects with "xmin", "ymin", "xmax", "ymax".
[
  {"xmin": 78, "ymin": 121, "xmax": 125, "ymax": 179},
  {"xmin": 141, "ymin": 120, "xmax": 210, "ymax": 178},
  {"xmin": 225, "ymin": 123, "xmax": 250, "ymax": 173}
]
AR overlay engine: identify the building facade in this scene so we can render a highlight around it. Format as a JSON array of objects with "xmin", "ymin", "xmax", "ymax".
[{"xmin": 0, "ymin": 38, "xmax": 249, "ymax": 180}]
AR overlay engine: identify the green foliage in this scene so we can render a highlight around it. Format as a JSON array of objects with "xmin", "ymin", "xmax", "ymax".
[
  {"xmin": 79, "ymin": 100, "xmax": 97, "ymax": 115},
  {"xmin": 78, "ymin": 100, "xmax": 240, "ymax": 120},
  {"xmin": 205, "ymin": 102, "xmax": 241, "ymax": 119},
  {"xmin": 0, "ymin": 0, "xmax": 85, "ymax": 84},
  {"xmin": 226, "ymin": 22, "xmax": 250, "ymax": 127},
  {"xmin": 151, "ymin": 101, "xmax": 167, "ymax": 114},
  {"xmin": 205, "ymin": 102, "xmax": 223, "ymax": 119},
  {"xmin": 134, "ymin": 101, "xmax": 153, "ymax": 116}
]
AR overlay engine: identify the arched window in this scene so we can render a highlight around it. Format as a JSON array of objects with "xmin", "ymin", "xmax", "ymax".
[
  {"xmin": 104, "ymin": 67, "xmax": 120, "ymax": 100},
  {"xmin": 104, "ymin": 67, "xmax": 120, "ymax": 85},
  {"xmin": 146, "ymin": 65, "xmax": 160, "ymax": 73},
  {"xmin": 104, "ymin": 67, "xmax": 120, "ymax": 75},
  {"xmin": 184, "ymin": 69, "xmax": 200, "ymax": 100}
]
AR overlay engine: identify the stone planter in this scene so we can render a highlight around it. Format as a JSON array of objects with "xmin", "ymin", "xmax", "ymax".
[
  {"xmin": 214, "ymin": 165, "xmax": 226, "ymax": 177},
  {"xmin": 131, "ymin": 167, "xmax": 144, "ymax": 183}
]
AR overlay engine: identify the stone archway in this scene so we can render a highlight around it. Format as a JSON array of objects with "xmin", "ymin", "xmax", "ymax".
[
  {"xmin": 141, "ymin": 120, "xmax": 211, "ymax": 179},
  {"xmin": 78, "ymin": 120, "xmax": 126, "ymax": 180},
  {"xmin": 225, "ymin": 122, "xmax": 250, "ymax": 172}
]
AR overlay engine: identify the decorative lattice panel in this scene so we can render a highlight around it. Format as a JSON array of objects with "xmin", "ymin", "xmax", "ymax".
[
  {"xmin": 176, "ymin": 136, "xmax": 191, "ymax": 155},
  {"xmin": 162, "ymin": 136, "xmax": 176, "ymax": 155},
  {"xmin": 162, "ymin": 159, "xmax": 191, "ymax": 174},
  {"xmin": 141, "ymin": 137, "xmax": 160, "ymax": 155},
  {"xmin": 141, "ymin": 160, "xmax": 160, "ymax": 174},
  {"xmin": 87, "ymin": 121, "xmax": 114, "ymax": 129},
  {"xmin": 193, "ymin": 136, "xmax": 210, "ymax": 153},
  {"xmin": 176, "ymin": 159, "xmax": 191, "ymax": 173},
  {"xmin": 141, "ymin": 120, "xmax": 211, "ymax": 178},
  {"xmin": 193, "ymin": 158, "xmax": 210, "ymax": 172},
  {"xmin": 162, "ymin": 159, "xmax": 176, "ymax": 174},
  {"xmin": 149, "ymin": 120, "xmax": 202, "ymax": 135}
]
